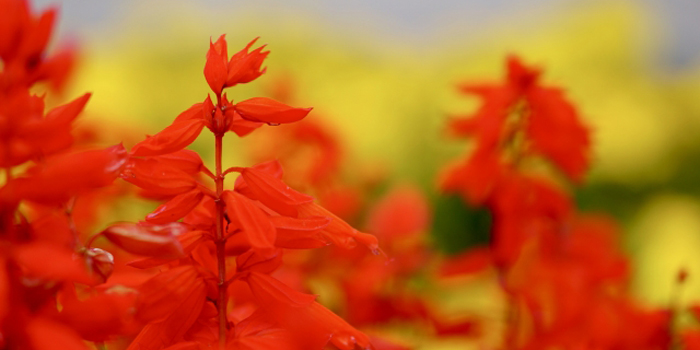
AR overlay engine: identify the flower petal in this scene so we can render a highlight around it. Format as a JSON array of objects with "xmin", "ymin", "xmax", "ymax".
[
  {"xmin": 239, "ymin": 166, "xmax": 313, "ymax": 216},
  {"xmin": 146, "ymin": 189, "xmax": 204, "ymax": 224},
  {"xmin": 204, "ymin": 34, "xmax": 229, "ymax": 94},
  {"xmin": 222, "ymin": 190, "xmax": 276, "ymax": 251},
  {"xmin": 131, "ymin": 118, "xmax": 205, "ymax": 157},
  {"xmin": 226, "ymin": 37, "xmax": 269, "ymax": 86},
  {"xmin": 101, "ymin": 222, "xmax": 185, "ymax": 259},
  {"xmin": 235, "ymin": 97, "xmax": 311, "ymax": 124}
]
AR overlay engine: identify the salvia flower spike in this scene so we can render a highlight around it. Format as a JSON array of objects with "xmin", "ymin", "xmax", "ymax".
[{"xmin": 117, "ymin": 35, "xmax": 378, "ymax": 350}]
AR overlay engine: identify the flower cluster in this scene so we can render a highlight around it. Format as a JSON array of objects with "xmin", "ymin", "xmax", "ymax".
[
  {"xmin": 101, "ymin": 34, "xmax": 379, "ymax": 350},
  {"xmin": 439, "ymin": 56, "xmax": 677, "ymax": 349},
  {"xmin": 0, "ymin": 1, "xmax": 134, "ymax": 349},
  {"xmin": 4, "ymin": 0, "xmax": 700, "ymax": 349}
]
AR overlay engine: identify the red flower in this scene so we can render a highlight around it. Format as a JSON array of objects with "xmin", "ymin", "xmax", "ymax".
[
  {"xmin": 446, "ymin": 55, "xmax": 590, "ymax": 187},
  {"xmin": 205, "ymin": 36, "xmax": 269, "ymax": 95},
  {"xmin": 0, "ymin": 91, "xmax": 91, "ymax": 168},
  {"xmin": 0, "ymin": 0, "xmax": 75, "ymax": 92},
  {"xmin": 113, "ymin": 36, "xmax": 378, "ymax": 350},
  {"xmin": 1, "ymin": 144, "xmax": 128, "ymax": 205}
]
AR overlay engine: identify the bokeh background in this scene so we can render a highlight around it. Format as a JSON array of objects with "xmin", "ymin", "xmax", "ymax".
[{"xmin": 37, "ymin": 0, "xmax": 700, "ymax": 313}]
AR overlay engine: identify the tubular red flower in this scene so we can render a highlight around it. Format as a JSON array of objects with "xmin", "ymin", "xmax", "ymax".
[
  {"xmin": 238, "ymin": 166, "xmax": 314, "ymax": 216},
  {"xmin": 297, "ymin": 202, "xmax": 379, "ymax": 253}
]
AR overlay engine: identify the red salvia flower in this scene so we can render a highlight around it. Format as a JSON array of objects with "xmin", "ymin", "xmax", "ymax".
[
  {"xmin": 0, "ymin": 2, "xmax": 144, "ymax": 349},
  {"xmin": 0, "ymin": 0, "xmax": 75, "ymax": 92},
  {"xmin": 437, "ymin": 55, "xmax": 672, "ymax": 350},
  {"xmin": 110, "ymin": 35, "xmax": 379, "ymax": 350}
]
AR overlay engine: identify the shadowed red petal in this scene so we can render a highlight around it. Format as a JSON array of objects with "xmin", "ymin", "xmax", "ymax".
[
  {"xmin": 245, "ymin": 271, "xmax": 316, "ymax": 307},
  {"xmin": 146, "ymin": 189, "xmax": 204, "ymax": 224},
  {"xmin": 26, "ymin": 317, "xmax": 89, "ymax": 350},
  {"xmin": 101, "ymin": 222, "xmax": 185, "ymax": 259},
  {"xmin": 16, "ymin": 8, "xmax": 55, "ymax": 60},
  {"xmin": 234, "ymin": 160, "xmax": 283, "ymax": 196},
  {"xmin": 270, "ymin": 216, "xmax": 330, "ymax": 249},
  {"xmin": 14, "ymin": 243, "xmax": 96, "ymax": 285},
  {"xmin": 228, "ymin": 311, "xmax": 296, "ymax": 350},
  {"xmin": 128, "ymin": 230, "xmax": 206, "ymax": 269},
  {"xmin": 163, "ymin": 342, "xmax": 201, "ymax": 350},
  {"xmin": 0, "ymin": 259, "xmax": 8, "ymax": 322},
  {"xmin": 135, "ymin": 265, "xmax": 203, "ymax": 323},
  {"xmin": 236, "ymin": 249, "xmax": 283, "ymax": 274},
  {"xmin": 228, "ymin": 110, "xmax": 264, "ymax": 137},
  {"xmin": 222, "ymin": 190, "xmax": 276, "ymax": 251},
  {"xmin": 245, "ymin": 272, "xmax": 372, "ymax": 350},
  {"xmin": 58, "ymin": 290, "xmax": 138, "ymax": 341},
  {"xmin": 127, "ymin": 269, "xmax": 207, "ymax": 350}
]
